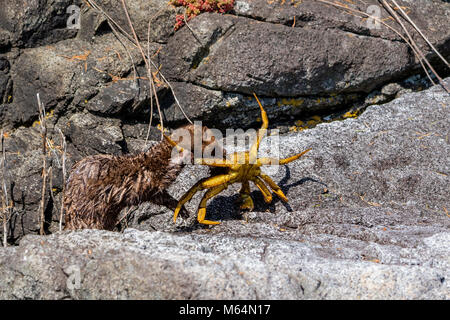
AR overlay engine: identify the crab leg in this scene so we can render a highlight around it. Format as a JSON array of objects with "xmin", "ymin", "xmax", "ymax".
[
  {"xmin": 257, "ymin": 148, "xmax": 312, "ymax": 166},
  {"xmin": 252, "ymin": 177, "xmax": 273, "ymax": 204},
  {"xmin": 249, "ymin": 93, "xmax": 268, "ymax": 163},
  {"xmin": 173, "ymin": 173, "xmax": 238, "ymax": 222},
  {"xmin": 278, "ymin": 148, "xmax": 312, "ymax": 165},
  {"xmin": 259, "ymin": 174, "xmax": 288, "ymax": 202},
  {"xmin": 239, "ymin": 181, "xmax": 254, "ymax": 210},
  {"xmin": 194, "ymin": 158, "xmax": 232, "ymax": 167},
  {"xmin": 197, "ymin": 184, "xmax": 228, "ymax": 225}
]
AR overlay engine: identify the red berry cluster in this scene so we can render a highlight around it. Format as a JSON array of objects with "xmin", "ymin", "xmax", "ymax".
[{"xmin": 170, "ymin": 0, "xmax": 235, "ymax": 30}]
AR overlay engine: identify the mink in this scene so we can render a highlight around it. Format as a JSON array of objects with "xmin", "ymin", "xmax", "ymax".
[{"xmin": 63, "ymin": 124, "xmax": 223, "ymax": 230}]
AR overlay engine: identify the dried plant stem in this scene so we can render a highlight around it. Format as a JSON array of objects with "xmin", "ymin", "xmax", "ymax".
[
  {"xmin": 116, "ymin": 206, "xmax": 135, "ymax": 229},
  {"xmin": 145, "ymin": 18, "xmax": 155, "ymax": 146},
  {"xmin": 316, "ymin": 0, "xmax": 449, "ymax": 93},
  {"xmin": 144, "ymin": 5, "xmax": 174, "ymax": 146},
  {"xmin": 379, "ymin": 0, "xmax": 435, "ymax": 86},
  {"xmin": 37, "ymin": 94, "xmax": 47, "ymax": 235},
  {"xmin": 86, "ymin": 0, "xmax": 193, "ymax": 132},
  {"xmin": 184, "ymin": 12, "xmax": 203, "ymax": 45},
  {"xmin": 48, "ymin": 166, "xmax": 58, "ymax": 214},
  {"xmin": 380, "ymin": 0, "xmax": 449, "ymax": 93},
  {"xmin": 58, "ymin": 128, "xmax": 67, "ymax": 232},
  {"xmin": 390, "ymin": 0, "xmax": 450, "ymax": 69},
  {"xmin": 1, "ymin": 129, "xmax": 8, "ymax": 247},
  {"xmin": 120, "ymin": 0, "xmax": 165, "ymax": 141}
]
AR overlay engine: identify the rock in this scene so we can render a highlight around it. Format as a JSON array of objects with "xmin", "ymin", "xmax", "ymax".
[
  {"xmin": 234, "ymin": 0, "xmax": 450, "ymax": 50},
  {"xmin": 161, "ymin": 13, "xmax": 411, "ymax": 96},
  {"xmin": 130, "ymin": 78, "xmax": 449, "ymax": 234},
  {"xmin": 1, "ymin": 125, "xmax": 65, "ymax": 240},
  {"xmin": 0, "ymin": 0, "xmax": 449, "ymax": 250},
  {"xmin": 0, "ymin": 77, "xmax": 448, "ymax": 300},
  {"xmin": 0, "ymin": 0, "xmax": 81, "ymax": 48},
  {"xmin": 83, "ymin": 0, "xmax": 178, "ymax": 44},
  {"xmin": 65, "ymin": 111, "xmax": 125, "ymax": 156},
  {"xmin": 0, "ymin": 227, "xmax": 447, "ymax": 299},
  {"xmin": 381, "ymin": 82, "xmax": 402, "ymax": 97},
  {"xmin": 3, "ymin": 32, "xmax": 149, "ymax": 128},
  {"xmin": 0, "ymin": 56, "xmax": 11, "ymax": 104},
  {"xmin": 1, "ymin": 0, "xmax": 448, "ymax": 132},
  {"xmin": 86, "ymin": 76, "xmax": 150, "ymax": 116}
]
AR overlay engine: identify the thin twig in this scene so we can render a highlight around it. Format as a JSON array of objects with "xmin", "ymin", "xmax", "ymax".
[
  {"xmin": 144, "ymin": 5, "xmax": 174, "ymax": 146},
  {"xmin": 390, "ymin": 0, "xmax": 449, "ymax": 69},
  {"xmin": 48, "ymin": 166, "xmax": 59, "ymax": 216},
  {"xmin": 1, "ymin": 129, "xmax": 8, "ymax": 247},
  {"xmin": 379, "ymin": 0, "xmax": 436, "ymax": 86},
  {"xmin": 315, "ymin": 0, "xmax": 449, "ymax": 93},
  {"xmin": 120, "ymin": 0, "xmax": 165, "ymax": 141},
  {"xmin": 116, "ymin": 206, "xmax": 135, "ymax": 229},
  {"xmin": 380, "ymin": 0, "xmax": 449, "ymax": 93},
  {"xmin": 86, "ymin": 0, "xmax": 193, "ymax": 127},
  {"xmin": 37, "ymin": 93, "xmax": 47, "ymax": 235},
  {"xmin": 145, "ymin": 17, "xmax": 155, "ymax": 146},
  {"xmin": 57, "ymin": 128, "xmax": 67, "ymax": 232},
  {"xmin": 183, "ymin": 12, "xmax": 203, "ymax": 45}
]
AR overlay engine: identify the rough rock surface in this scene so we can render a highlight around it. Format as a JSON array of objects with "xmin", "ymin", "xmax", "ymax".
[
  {"xmin": 0, "ymin": 0, "xmax": 81, "ymax": 49},
  {"xmin": 0, "ymin": 80, "xmax": 448, "ymax": 300},
  {"xmin": 0, "ymin": 0, "xmax": 449, "ymax": 248}
]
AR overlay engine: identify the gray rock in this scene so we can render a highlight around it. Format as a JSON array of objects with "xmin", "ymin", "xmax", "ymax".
[
  {"xmin": 84, "ymin": 0, "xmax": 178, "ymax": 44},
  {"xmin": 0, "ymin": 0, "xmax": 449, "ymax": 259},
  {"xmin": 1, "ymin": 80, "xmax": 448, "ymax": 299},
  {"xmin": 0, "ymin": 226, "xmax": 447, "ymax": 299},
  {"xmin": 65, "ymin": 112, "xmax": 124, "ymax": 156},
  {"xmin": 161, "ymin": 13, "xmax": 411, "ymax": 96},
  {"xmin": 0, "ymin": 56, "xmax": 11, "ymax": 103},
  {"xmin": 234, "ymin": 0, "xmax": 450, "ymax": 50},
  {"xmin": 0, "ymin": 0, "xmax": 81, "ymax": 48}
]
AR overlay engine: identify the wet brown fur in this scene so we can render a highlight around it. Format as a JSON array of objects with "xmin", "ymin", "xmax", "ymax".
[{"xmin": 64, "ymin": 125, "xmax": 222, "ymax": 230}]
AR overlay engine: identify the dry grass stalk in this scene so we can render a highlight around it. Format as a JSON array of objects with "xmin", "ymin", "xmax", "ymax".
[
  {"xmin": 120, "ymin": 0, "xmax": 165, "ymax": 142},
  {"xmin": 316, "ymin": 0, "xmax": 449, "ymax": 93},
  {"xmin": 379, "ymin": 0, "xmax": 437, "ymax": 85},
  {"xmin": 1, "ymin": 129, "xmax": 9, "ymax": 247},
  {"xmin": 37, "ymin": 93, "xmax": 47, "ymax": 235},
  {"xmin": 183, "ymin": 12, "xmax": 203, "ymax": 45},
  {"xmin": 116, "ymin": 206, "xmax": 135, "ymax": 230},
  {"xmin": 57, "ymin": 128, "xmax": 67, "ymax": 232},
  {"xmin": 390, "ymin": 0, "xmax": 449, "ymax": 69},
  {"xmin": 85, "ymin": 0, "xmax": 193, "ymax": 145},
  {"xmin": 380, "ymin": 0, "xmax": 449, "ymax": 93},
  {"xmin": 48, "ymin": 166, "xmax": 58, "ymax": 222}
]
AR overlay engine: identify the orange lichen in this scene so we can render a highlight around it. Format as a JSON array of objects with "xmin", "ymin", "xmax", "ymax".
[{"xmin": 170, "ymin": 0, "xmax": 235, "ymax": 30}]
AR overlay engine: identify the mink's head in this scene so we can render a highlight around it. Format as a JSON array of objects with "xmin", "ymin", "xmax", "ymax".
[{"xmin": 168, "ymin": 124, "xmax": 225, "ymax": 165}]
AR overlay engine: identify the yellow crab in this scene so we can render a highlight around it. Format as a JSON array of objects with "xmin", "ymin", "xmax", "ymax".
[{"xmin": 171, "ymin": 93, "xmax": 311, "ymax": 225}]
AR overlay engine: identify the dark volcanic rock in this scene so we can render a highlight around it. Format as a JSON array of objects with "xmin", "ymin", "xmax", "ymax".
[
  {"xmin": 22, "ymin": 81, "xmax": 438, "ymax": 300},
  {"xmin": 235, "ymin": 0, "xmax": 450, "ymax": 49},
  {"xmin": 0, "ymin": 0, "xmax": 449, "ymax": 292},
  {"xmin": 162, "ymin": 13, "xmax": 411, "ymax": 96},
  {"xmin": 76, "ymin": 0, "xmax": 178, "ymax": 44},
  {"xmin": 0, "ymin": 56, "xmax": 10, "ymax": 103},
  {"xmin": 0, "ymin": 0, "xmax": 81, "ymax": 48},
  {"xmin": 128, "ymin": 78, "xmax": 450, "ymax": 239},
  {"xmin": 65, "ymin": 112, "xmax": 124, "ymax": 156}
]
